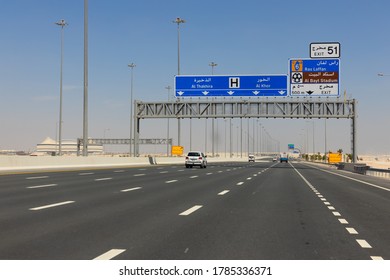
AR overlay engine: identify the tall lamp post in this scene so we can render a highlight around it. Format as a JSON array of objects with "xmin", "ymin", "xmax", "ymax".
[
  {"xmin": 165, "ymin": 86, "xmax": 171, "ymax": 157},
  {"xmin": 173, "ymin": 17, "xmax": 185, "ymax": 147},
  {"xmin": 209, "ymin": 62, "xmax": 217, "ymax": 157},
  {"xmin": 83, "ymin": 0, "xmax": 88, "ymax": 156},
  {"xmin": 55, "ymin": 19, "xmax": 67, "ymax": 156},
  {"xmin": 128, "ymin": 63, "xmax": 136, "ymax": 156}
]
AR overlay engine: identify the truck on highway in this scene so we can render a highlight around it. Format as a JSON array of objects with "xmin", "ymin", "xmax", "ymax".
[{"xmin": 280, "ymin": 152, "xmax": 288, "ymax": 163}]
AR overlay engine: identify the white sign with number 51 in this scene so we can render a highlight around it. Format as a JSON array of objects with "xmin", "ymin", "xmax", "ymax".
[{"xmin": 310, "ymin": 42, "xmax": 340, "ymax": 58}]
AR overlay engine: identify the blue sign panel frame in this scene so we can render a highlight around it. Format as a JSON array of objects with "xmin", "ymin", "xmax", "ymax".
[{"xmin": 175, "ymin": 75, "xmax": 288, "ymax": 97}]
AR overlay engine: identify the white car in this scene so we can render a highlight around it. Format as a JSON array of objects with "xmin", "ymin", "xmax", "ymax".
[
  {"xmin": 185, "ymin": 151, "xmax": 207, "ymax": 168},
  {"xmin": 248, "ymin": 155, "xmax": 255, "ymax": 162}
]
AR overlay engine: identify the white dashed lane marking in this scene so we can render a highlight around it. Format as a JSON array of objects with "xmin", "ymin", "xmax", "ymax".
[
  {"xmin": 27, "ymin": 184, "xmax": 58, "ymax": 189},
  {"xmin": 160, "ymin": 171, "xmax": 168, "ymax": 174},
  {"xmin": 120, "ymin": 187, "xmax": 142, "ymax": 192},
  {"xmin": 114, "ymin": 170, "xmax": 125, "ymax": 173},
  {"xmin": 179, "ymin": 205, "xmax": 203, "ymax": 216},
  {"xmin": 26, "ymin": 176, "xmax": 49, "ymax": 180},
  {"xmin": 95, "ymin": 178, "xmax": 112, "ymax": 181},
  {"xmin": 165, "ymin": 180, "xmax": 178, "ymax": 184},
  {"xmin": 236, "ymin": 182, "xmax": 244, "ymax": 186},
  {"xmin": 190, "ymin": 176, "xmax": 198, "ymax": 179},
  {"xmin": 218, "ymin": 190, "xmax": 230, "ymax": 196},
  {"xmin": 356, "ymin": 239, "xmax": 372, "ymax": 249},
  {"xmin": 339, "ymin": 219, "xmax": 349, "ymax": 224},
  {"xmin": 29, "ymin": 201, "xmax": 75, "ymax": 211},
  {"xmin": 93, "ymin": 249, "xmax": 126, "ymax": 260},
  {"xmin": 134, "ymin": 174, "xmax": 145, "ymax": 177},
  {"xmin": 291, "ymin": 162, "xmax": 383, "ymax": 259},
  {"xmin": 79, "ymin": 172, "xmax": 94, "ymax": 176},
  {"xmin": 346, "ymin": 227, "xmax": 358, "ymax": 234}
]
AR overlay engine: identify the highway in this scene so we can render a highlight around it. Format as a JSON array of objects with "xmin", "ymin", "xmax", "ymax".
[{"xmin": 0, "ymin": 160, "xmax": 389, "ymax": 260}]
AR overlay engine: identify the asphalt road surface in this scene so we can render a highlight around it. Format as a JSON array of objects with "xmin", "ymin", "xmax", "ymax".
[{"xmin": 0, "ymin": 160, "xmax": 389, "ymax": 260}]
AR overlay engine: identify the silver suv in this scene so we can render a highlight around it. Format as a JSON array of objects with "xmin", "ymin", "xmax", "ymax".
[{"xmin": 185, "ymin": 151, "xmax": 207, "ymax": 168}]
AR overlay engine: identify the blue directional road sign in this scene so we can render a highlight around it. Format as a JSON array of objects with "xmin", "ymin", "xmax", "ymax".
[
  {"xmin": 289, "ymin": 58, "xmax": 340, "ymax": 97},
  {"xmin": 175, "ymin": 75, "xmax": 288, "ymax": 97}
]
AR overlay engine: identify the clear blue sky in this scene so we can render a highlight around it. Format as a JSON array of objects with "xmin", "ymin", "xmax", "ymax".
[{"xmin": 1, "ymin": 0, "xmax": 389, "ymax": 155}]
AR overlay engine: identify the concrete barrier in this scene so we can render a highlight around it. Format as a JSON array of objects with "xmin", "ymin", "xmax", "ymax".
[{"xmin": 0, "ymin": 155, "xmax": 248, "ymax": 173}]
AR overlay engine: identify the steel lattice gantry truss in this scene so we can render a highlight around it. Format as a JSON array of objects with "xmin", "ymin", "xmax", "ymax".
[
  {"xmin": 133, "ymin": 98, "xmax": 357, "ymax": 162},
  {"xmin": 135, "ymin": 99, "xmax": 355, "ymax": 119}
]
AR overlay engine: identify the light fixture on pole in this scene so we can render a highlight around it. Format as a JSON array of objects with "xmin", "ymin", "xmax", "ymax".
[
  {"xmin": 128, "ymin": 63, "xmax": 136, "ymax": 156},
  {"xmin": 173, "ymin": 17, "xmax": 185, "ymax": 147},
  {"xmin": 55, "ymin": 19, "xmax": 67, "ymax": 156}
]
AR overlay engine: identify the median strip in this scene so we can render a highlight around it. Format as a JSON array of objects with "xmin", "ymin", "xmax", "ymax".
[{"xmin": 29, "ymin": 201, "xmax": 75, "ymax": 211}]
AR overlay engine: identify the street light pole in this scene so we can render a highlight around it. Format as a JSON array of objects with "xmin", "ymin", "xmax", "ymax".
[
  {"xmin": 165, "ymin": 86, "xmax": 171, "ymax": 157},
  {"xmin": 173, "ymin": 17, "xmax": 185, "ymax": 148},
  {"xmin": 209, "ymin": 62, "xmax": 217, "ymax": 157},
  {"xmin": 55, "ymin": 19, "xmax": 67, "ymax": 156},
  {"xmin": 128, "ymin": 63, "xmax": 136, "ymax": 156},
  {"xmin": 83, "ymin": 0, "xmax": 88, "ymax": 156}
]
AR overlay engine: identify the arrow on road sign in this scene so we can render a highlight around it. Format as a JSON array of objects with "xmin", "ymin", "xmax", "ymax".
[
  {"xmin": 227, "ymin": 91, "xmax": 235, "ymax": 95},
  {"xmin": 306, "ymin": 90, "xmax": 314, "ymax": 95},
  {"xmin": 278, "ymin": 90, "xmax": 286, "ymax": 95},
  {"xmin": 253, "ymin": 91, "xmax": 260, "ymax": 95},
  {"xmin": 177, "ymin": 91, "xmax": 184, "ymax": 96},
  {"xmin": 202, "ymin": 91, "xmax": 209, "ymax": 95}
]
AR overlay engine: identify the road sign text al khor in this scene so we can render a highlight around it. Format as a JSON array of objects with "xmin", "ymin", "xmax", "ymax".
[{"xmin": 175, "ymin": 75, "xmax": 287, "ymax": 97}]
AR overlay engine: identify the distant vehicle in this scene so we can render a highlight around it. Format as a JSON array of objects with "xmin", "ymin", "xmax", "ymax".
[
  {"xmin": 185, "ymin": 151, "xmax": 207, "ymax": 168},
  {"xmin": 248, "ymin": 154, "xmax": 255, "ymax": 162},
  {"xmin": 272, "ymin": 157, "xmax": 277, "ymax": 162},
  {"xmin": 280, "ymin": 152, "xmax": 288, "ymax": 163}
]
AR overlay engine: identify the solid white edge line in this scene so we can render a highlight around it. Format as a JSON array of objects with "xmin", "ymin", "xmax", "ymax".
[
  {"xmin": 303, "ymin": 163, "xmax": 390, "ymax": 192},
  {"xmin": 121, "ymin": 187, "xmax": 142, "ymax": 192},
  {"xmin": 27, "ymin": 184, "xmax": 58, "ymax": 189},
  {"xmin": 218, "ymin": 190, "xmax": 230, "ymax": 196},
  {"xmin": 93, "ymin": 249, "xmax": 126, "ymax": 260},
  {"xmin": 371, "ymin": 256, "xmax": 384, "ymax": 260},
  {"xmin": 179, "ymin": 205, "xmax": 203, "ymax": 216},
  {"xmin": 356, "ymin": 239, "xmax": 372, "ymax": 249},
  {"xmin": 29, "ymin": 201, "xmax": 75, "ymax": 211}
]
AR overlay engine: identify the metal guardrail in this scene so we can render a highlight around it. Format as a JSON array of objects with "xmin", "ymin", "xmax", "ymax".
[{"xmin": 366, "ymin": 167, "xmax": 390, "ymax": 179}]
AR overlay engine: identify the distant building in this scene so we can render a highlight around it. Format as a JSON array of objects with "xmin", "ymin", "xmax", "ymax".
[{"xmin": 33, "ymin": 137, "xmax": 103, "ymax": 155}]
